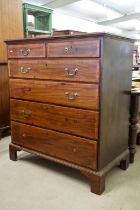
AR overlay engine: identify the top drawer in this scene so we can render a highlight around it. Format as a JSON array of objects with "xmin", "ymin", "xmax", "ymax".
[
  {"xmin": 48, "ymin": 39, "xmax": 100, "ymax": 58},
  {"xmin": 8, "ymin": 43, "xmax": 46, "ymax": 58}
]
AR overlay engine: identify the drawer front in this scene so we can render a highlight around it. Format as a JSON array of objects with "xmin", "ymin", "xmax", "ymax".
[
  {"xmin": 48, "ymin": 39, "xmax": 100, "ymax": 58},
  {"xmin": 11, "ymin": 121, "xmax": 97, "ymax": 169},
  {"xmin": 11, "ymin": 99, "xmax": 99, "ymax": 139},
  {"xmin": 10, "ymin": 79, "xmax": 99, "ymax": 110},
  {"xmin": 8, "ymin": 43, "xmax": 45, "ymax": 58},
  {"xmin": 9, "ymin": 59, "xmax": 100, "ymax": 83}
]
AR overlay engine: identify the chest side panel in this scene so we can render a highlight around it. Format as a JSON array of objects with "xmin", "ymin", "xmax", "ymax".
[{"xmin": 99, "ymin": 37, "xmax": 133, "ymax": 169}]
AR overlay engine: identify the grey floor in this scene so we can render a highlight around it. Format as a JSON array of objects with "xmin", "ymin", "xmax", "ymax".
[{"xmin": 0, "ymin": 136, "xmax": 140, "ymax": 210}]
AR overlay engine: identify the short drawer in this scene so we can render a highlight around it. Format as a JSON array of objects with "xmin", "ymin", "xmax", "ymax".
[
  {"xmin": 9, "ymin": 59, "xmax": 100, "ymax": 83},
  {"xmin": 10, "ymin": 79, "xmax": 99, "ymax": 110},
  {"xmin": 8, "ymin": 43, "xmax": 45, "ymax": 58},
  {"xmin": 11, "ymin": 121, "xmax": 97, "ymax": 169},
  {"xmin": 11, "ymin": 99, "xmax": 99, "ymax": 139},
  {"xmin": 48, "ymin": 39, "xmax": 100, "ymax": 58}
]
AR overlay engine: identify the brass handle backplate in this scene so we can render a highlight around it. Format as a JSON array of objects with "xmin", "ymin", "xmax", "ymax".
[
  {"xmin": 64, "ymin": 45, "xmax": 72, "ymax": 53},
  {"xmin": 65, "ymin": 92, "xmax": 79, "ymax": 100},
  {"xmin": 20, "ymin": 67, "xmax": 31, "ymax": 74},
  {"xmin": 65, "ymin": 67, "xmax": 78, "ymax": 77},
  {"xmin": 20, "ymin": 110, "xmax": 32, "ymax": 117},
  {"xmin": 20, "ymin": 48, "xmax": 31, "ymax": 56}
]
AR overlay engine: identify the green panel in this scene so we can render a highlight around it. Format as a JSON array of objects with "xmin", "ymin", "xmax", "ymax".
[
  {"xmin": 22, "ymin": 3, "xmax": 53, "ymax": 37},
  {"xmin": 35, "ymin": 15, "xmax": 50, "ymax": 31}
]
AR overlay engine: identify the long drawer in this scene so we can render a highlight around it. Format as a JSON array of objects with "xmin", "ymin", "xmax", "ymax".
[
  {"xmin": 47, "ymin": 39, "xmax": 100, "ymax": 58},
  {"xmin": 11, "ymin": 99, "xmax": 99, "ymax": 139},
  {"xmin": 8, "ymin": 43, "xmax": 46, "ymax": 58},
  {"xmin": 10, "ymin": 79, "xmax": 99, "ymax": 110},
  {"xmin": 11, "ymin": 121, "xmax": 97, "ymax": 169},
  {"xmin": 8, "ymin": 59, "xmax": 100, "ymax": 83}
]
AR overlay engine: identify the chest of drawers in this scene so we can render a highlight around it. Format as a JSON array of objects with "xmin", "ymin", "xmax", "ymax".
[{"xmin": 6, "ymin": 33, "xmax": 133, "ymax": 194}]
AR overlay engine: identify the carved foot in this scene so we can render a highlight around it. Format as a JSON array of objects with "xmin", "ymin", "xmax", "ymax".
[
  {"xmin": 9, "ymin": 144, "xmax": 21, "ymax": 161},
  {"xmin": 82, "ymin": 171, "xmax": 105, "ymax": 195},
  {"xmin": 120, "ymin": 154, "xmax": 129, "ymax": 170}
]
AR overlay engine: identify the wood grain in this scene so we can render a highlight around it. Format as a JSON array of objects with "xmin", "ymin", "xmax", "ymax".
[
  {"xmin": 8, "ymin": 43, "xmax": 45, "ymax": 58},
  {"xmin": 0, "ymin": 65, "xmax": 10, "ymax": 128},
  {"xmin": 10, "ymin": 79, "xmax": 99, "ymax": 110},
  {"xmin": 48, "ymin": 39, "xmax": 100, "ymax": 57},
  {"xmin": 6, "ymin": 33, "xmax": 133, "ymax": 194},
  {"xmin": 10, "ymin": 99, "xmax": 99, "ymax": 139},
  {"xmin": 11, "ymin": 121, "xmax": 97, "ymax": 169},
  {"xmin": 9, "ymin": 59, "xmax": 100, "ymax": 83},
  {"xmin": 98, "ymin": 37, "xmax": 133, "ymax": 169},
  {"xmin": 0, "ymin": 0, "xmax": 23, "ymax": 62}
]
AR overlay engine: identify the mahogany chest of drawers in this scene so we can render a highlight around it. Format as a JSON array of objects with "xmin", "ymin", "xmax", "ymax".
[{"xmin": 6, "ymin": 33, "xmax": 133, "ymax": 194}]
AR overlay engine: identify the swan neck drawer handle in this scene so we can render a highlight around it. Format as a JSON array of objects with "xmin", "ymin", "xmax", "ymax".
[
  {"xmin": 65, "ymin": 68, "xmax": 78, "ymax": 77},
  {"xmin": 20, "ymin": 67, "xmax": 31, "ymax": 74},
  {"xmin": 65, "ymin": 92, "xmax": 79, "ymax": 100},
  {"xmin": 20, "ymin": 110, "xmax": 32, "ymax": 117},
  {"xmin": 20, "ymin": 48, "xmax": 31, "ymax": 56}
]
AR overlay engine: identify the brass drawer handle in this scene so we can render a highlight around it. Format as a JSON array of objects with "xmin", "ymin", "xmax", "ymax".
[
  {"xmin": 20, "ymin": 48, "xmax": 31, "ymax": 56},
  {"xmin": 20, "ymin": 67, "xmax": 31, "ymax": 74},
  {"xmin": 65, "ymin": 92, "xmax": 79, "ymax": 100},
  {"xmin": 20, "ymin": 110, "xmax": 32, "ymax": 117},
  {"xmin": 65, "ymin": 68, "xmax": 78, "ymax": 77}
]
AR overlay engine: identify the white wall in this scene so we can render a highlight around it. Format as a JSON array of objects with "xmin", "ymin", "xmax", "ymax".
[
  {"xmin": 52, "ymin": 11, "xmax": 103, "ymax": 32},
  {"xmin": 52, "ymin": 11, "xmax": 122, "ymax": 35}
]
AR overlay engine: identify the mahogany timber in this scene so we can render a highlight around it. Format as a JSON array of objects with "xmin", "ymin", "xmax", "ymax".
[
  {"xmin": 0, "ymin": 0, "xmax": 23, "ymax": 62},
  {"xmin": 9, "ymin": 79, "xmax": 99, "ymax": 110},
  {"xmin": 47, "ymin": 39, "xmax": 100, "ymax": 58},
  {"xmin": 0, "ymin": 0, "xmax": 23, "ymax": 138},
  {"xmin": 9, "ymin": 59, "xmax": 100, "ymax": 83},
  {"xmin": 9, "ymin": 143, "xmax": 21, "ymax": 161},
  {"xmin": 11, "ymin": 121, "xmax": 97, "ymax": 169},
  {"xmin": 98, "ymin": 37, "xmax": 133, "ymax": 169},
  {"xmin": 9, "ymin": 142, "xmax": 129, "ymax": 195},
  {"xmin": 8, "ymin": 43, "xmax": 45, "ymax": 58},
  {"xmin": 0, "ymin": 64, "xmax": 10, "ymax": 137},
  {"xmin": 10, "ymin": 99, "xmax": 99, "ymax": 139},
  {"xmin": 6, "ymin": 33, "xmax": 133, "ymax": 194}
]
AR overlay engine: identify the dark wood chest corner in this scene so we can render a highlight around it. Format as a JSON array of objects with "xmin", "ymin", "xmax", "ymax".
[{"xmin": 6, "ymin": 33, "xmax": 133, "ymax": 195}]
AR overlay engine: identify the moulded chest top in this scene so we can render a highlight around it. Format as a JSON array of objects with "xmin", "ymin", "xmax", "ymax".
[{"xmin": 5, "ymin": 32, "xmax": 134, "ymax": 44}]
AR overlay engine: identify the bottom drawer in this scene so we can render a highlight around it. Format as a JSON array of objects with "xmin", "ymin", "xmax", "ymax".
[{"xmin": 11, "ymin": 121, "xmax": 97, "ymax": 169}]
